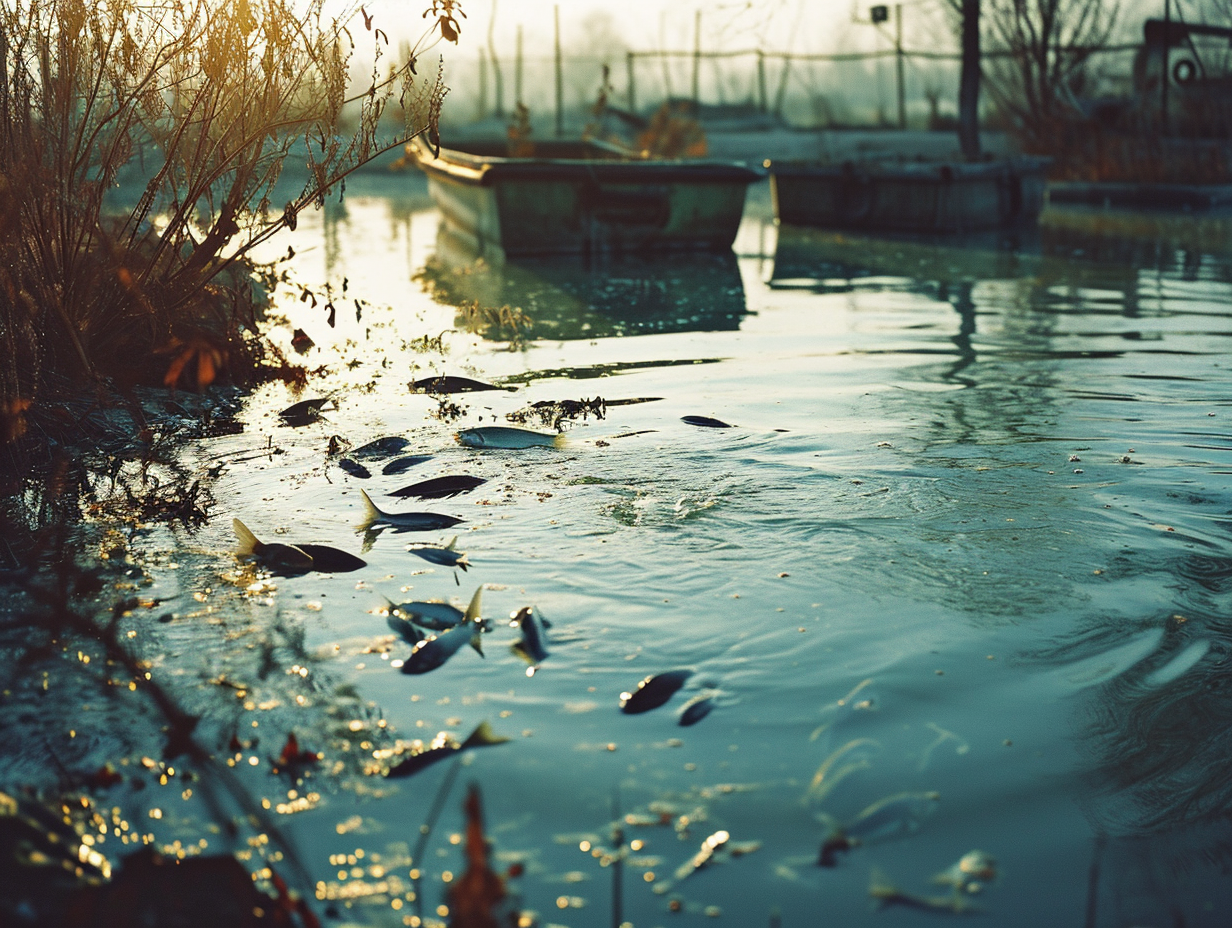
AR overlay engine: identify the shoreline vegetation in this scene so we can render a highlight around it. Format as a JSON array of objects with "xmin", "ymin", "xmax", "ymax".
[
  {"xmin": 0, "ymin": 0, "xmax": 454, "ymax": 492},
  {"xmin": 0, "ymin": 2, "xmax": 471, "ymax": 924}
]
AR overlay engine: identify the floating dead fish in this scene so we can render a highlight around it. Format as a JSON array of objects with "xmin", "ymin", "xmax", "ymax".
[
  {"xmin": 383, "ymin": 455, "xmax": 432, "ymax": 475},
  {"xmin": 510, "ymin": 606, "xmax": 550, "ymax": 673},
  {"xmin": 818, "ymin": 790, "xmax": 941, "ymax": 867},
  {"xmin": 399, "ymin": 587, "xmax": 485, "ymax": 674},
  {"xmin": 337, "ymin": 458, "xmax": 371, "ymax": 478},
  {"xmin": 651, "ymin": 829, "xmax": 762, "ymax": 895},
  {"xmin": 681, "ymin": 415, "xmax": 732, "ymax": 429},
  {"xmin": 619, "ymin": 669, "xmax": 692, "ymax": 714},
  {"xmin": 385, "ymin": 721, "xmax": 510, "ymax": 778},
  {"xmin": 386, "ymin": 611, "xmax": 427, "ymax": 646},
  {"xmin": 933, "ymin": 850, "xmax": 997, "ymax": 895},
  {"xmin": 358, "ymin": 489, "xmax": 464, "ymax": 532},
  {"xmin": 389, "ymin": 474, "xmax": 488, "ymax": 499},
  {"xmin": 411, "ymin": 375, "xmax": 512, "ymax": 394},
  {"xmin": 870, "ymin": 867, "xmax": 979, "ymax": 915},
  {"xmin": 351, "ymin": 436, "xmax": 411, "ymax": 459},
  {"xmin": 677, "ymin": 692, "xmax": 716, "ymax": 727},
  {"xmin": 382, "ymin": 596, "xmax": 466, "ymax": 631},
  {"xmin": 456, "ymin": 426, "xmax": 564, "ymax": 450},
  {"xmin": 407, "ymin": 536, "xmax": 470, "ymax": 571},
  {"xmin": 233, "ymin": 519, "xmax": 366, "ymax": 574},
  {"xmin": 279, "ymin": 398, "xmax": 332, "ymax": 426}
]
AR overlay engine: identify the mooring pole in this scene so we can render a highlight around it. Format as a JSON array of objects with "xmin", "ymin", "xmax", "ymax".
[
  {"xmin": 515, "ymin": 24, "xmax": 523, "ymax": 107},
  {"xmin": 895, "ymin": 4, "xmax": 906, "ymax": 129},
  {"xmin": 692, "ymin": 9, "xmax": 701, "ymax": 105},
  {"xmin": 554, "ymin": 5, "xmax": 563, "ymax": 137},
  {"xmin": 626, "ymin": 50, "xmax": 636, "ymax": 113},
  {"xmin": 1161, "ymin": 0, "xmax": 1170, "ymax": 133},
  {"xmin": 757, "ymin": 50, "xmax": 767, "ymax": 112}
]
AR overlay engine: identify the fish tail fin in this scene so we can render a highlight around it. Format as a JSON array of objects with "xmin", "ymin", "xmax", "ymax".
[
  {"xmin": 457, "ymin": 554, "xmax": 470, "ymax": 572},
  {"xmin": 553, "ymin": 432, "xmax": 567, "ymax": 449},
  {"xmin": 381, "ymin": 596, "xmax": 396, "ymax": 614},
  {"xmin": 462, "ymin": 720, "xmax": 511, "ymax": 748},
  {"xmin": 463, "ymin": 585, "xmax": 483, "ymax": 624},
  {"xmin": 233, "ymin": 518, "xmax": 259, "ymax": 555},
  {"xmin": 868, "ymin": 867, "xmax": 898, "ymax": 906},
  {"xmin": 470, "ymin": 632, "xmax": 485, "ymax": 657},
  {"xmin": 359, "ymin": 489, "xmax": 381, "ymax": 525}
]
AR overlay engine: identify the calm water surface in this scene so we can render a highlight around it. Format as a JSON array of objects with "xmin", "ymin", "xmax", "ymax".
[{"xmin": 144, "ymin": 178, "xmax": 1232, "ymax": 925}]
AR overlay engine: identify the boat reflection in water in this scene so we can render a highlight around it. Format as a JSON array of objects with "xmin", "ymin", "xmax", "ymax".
[{"xmin": 420, "ymin": 224, "xmax": 750, "ymax": 342}]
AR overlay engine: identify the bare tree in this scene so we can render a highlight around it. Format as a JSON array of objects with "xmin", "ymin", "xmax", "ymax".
[{"xmin": 981, "ymin": 0, "xmax": 1120, "ymax": 142}]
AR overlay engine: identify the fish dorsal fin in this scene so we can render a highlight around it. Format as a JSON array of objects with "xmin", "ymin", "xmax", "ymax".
[
  {"xmin": 233, "ymin": 518, "xmax": 260, "ymax": 555},
  {"xmin": 444, "ymin": 535, "xmax": 458, "ymax": 550},
  {"xmin": 359, "ymin": 489, "xmax": 383, "ymax": 524},
  {"xmin": 462, "ymin": 720, "xmax": 510, "ymax": 748},
  {"xmin": 463, "ymin": 585, "xmax": 483, "ymax": 624}
]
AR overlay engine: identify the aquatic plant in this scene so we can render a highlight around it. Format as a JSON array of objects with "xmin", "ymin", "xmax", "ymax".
[{"xmin": 0, "ymin": 0, "xmax": 457, "ymax": 449}]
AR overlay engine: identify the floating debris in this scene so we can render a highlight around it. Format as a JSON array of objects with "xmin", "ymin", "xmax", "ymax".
[
  {"xmin": 357, "ymin": 489, "xmax": 464, "ymax": 532},
  {"xmin": 233, "ymin": 518, "xmax": 366, "ymax": 574},
  {"xmin": 456, "ymin": 426, "xmax": 564, "ymax": 450},
  {"xmin": 507, "ymin": 397, "xmax": 606, "ymax": 429},
  {"xmin": 389, "ymin": 475, "xmax": 488, "ymax": 499},
  {"xmin": 382, "ymin": 454, "xmax": 432, "ymax": 475},
  {"xmin": 411, "ymin": 375, "xmax": 512, "ymax": 394},
  {"xmin": 681, "ymin": 415, "xmax": 732, "ymax": 429},
  {"xmin": 269, "ymin": 732, "xmax": 321, "ymax": 775},
  {"xmin": 385, "ymin": 721, "xmax": 509, "ymax": 778},
  {"xmin": 620, "ymin": 670, "xmax": 693, "ymax": 714}
]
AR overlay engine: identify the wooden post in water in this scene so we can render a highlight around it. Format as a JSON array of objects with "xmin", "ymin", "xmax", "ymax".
[
  {"xmin": 757, "ymin": 50, "xmax": 767, "ymax": 112},
  {"xmin": 626, "ymin": 50, "xmax": 637, "ymax": 113},
  {"xmin": 1160, "ymin": 0, "xmax": 1170, "ymax": 133},
  {"xmin": 692, "ymin": 9, "xmax": 701, "ymax": 105},
  {"xmin": 957, "ymin": 0, "xmax": 981, "ymax": 160},
  {"xmin": 488, "ymin": 0, "xmax": 503, "ymax": 117},
  {"xmin": 554, "ymin": 5, "xmax": 563, "ymax": 137},
  {"xmin": 895, "ymin": 4, "xmax": 906, "ymax": 129},
  {"xmin": 477, "ymin": 47, "xmax": 487, "ymax": 121},
  {"xmin": 515, "ymin": 24, "xmax": 523, "ymax": 107}
]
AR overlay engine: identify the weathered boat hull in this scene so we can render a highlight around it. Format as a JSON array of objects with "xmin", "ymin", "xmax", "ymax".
[
  {"xmin": 770, "ymin": 158, "xmax": 1051, "ymax": 233},
  {"xmin": 407, "ymin": 139, "xmax": 763, "ymax": 257}
]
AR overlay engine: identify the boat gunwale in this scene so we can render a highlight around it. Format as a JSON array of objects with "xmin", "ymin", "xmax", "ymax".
[{"xmin": 407, "ymin": 138, "xmax": 765, "ymax": 188}]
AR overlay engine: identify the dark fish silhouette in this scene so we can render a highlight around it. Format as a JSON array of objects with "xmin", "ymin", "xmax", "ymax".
[
  {"xmin": 383, "ymin": 455, "xmax": 432, "ymax": 475},
  {"xmin": 399, "ymin": 587, "xmax": 485, "ymax": 674},
  {"xmin": 351, "ymin": 436, "xmax": 411, "ymax": 459},
  {"xmin": 510, "ymin": 606, "xmax": 550, "ymax": 671},
  {"xmin": 382, "ymin": 596, "xmax": 465, "ymax": 631},
  {"xmin": 677, "ymin": 692, "xmax": 716, "ymax": 726},
  {"xmin": 682, "ymin": 415, "xmax": 732, "ymax": 429},
  {"xmin": 358, "ymin": 490, "xmax": 463, "ymax": 531},
  {"xmin": 233, "ymin": 519, "xmax": 366, "ymax": 574},
  {"xmin": 619, "ymin": 669, "xmax": 693, "ymax": 714},
  {"xmin": 456, "ymin": 426, "xmax": 563, "ymax": 449},
  {"xmin": 385, "ymin": 721, "xmax": 509, "ymax": 779},
  {"xmin": 279, "ymin": 398, "xmax": 331, "ymax": 426},
  {"xmin": 410, "ymin": 376, "xmax": 511, "ymax": 394},
  {"xmin": 407, "ymin": 536, "xmax": 470, "ymax": 571},
  {"xmin": 389, "ymin": 475, "xmax": 487, "ymax": 500},
  {"xmin": 337, "ymin": 458, "xmax": 371, "ymax": 478},
  {"xmin": 387, "ymin": 611, "xmax": 427, "ymax": 646}
]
